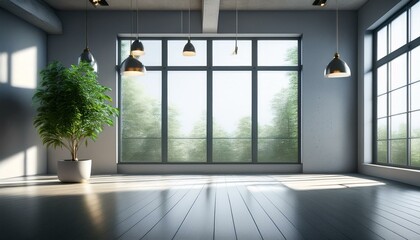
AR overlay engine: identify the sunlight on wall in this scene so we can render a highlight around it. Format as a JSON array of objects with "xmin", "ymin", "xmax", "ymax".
[
  {"xmin": 26, "ymin": 146, "xmax": 38, "ymax": 175},
  {"xmin": 0, "ymin": 146, "xmax": 39, "ymax": 179},
  {"xmin": 0, "ymin": 151, "xmax": 25, "ymax": 179},
  {"xmin": 11, "ymin": 46, "xmax": 37, "ymax": 89},
  {"xmin": 0, "ymin": 52, "xmax": 7, "ymax": 83}
]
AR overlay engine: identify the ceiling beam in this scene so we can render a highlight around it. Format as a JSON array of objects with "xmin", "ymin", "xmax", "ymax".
[
  {"xmin": 0, "ymin": 0, "xmax": 62, "ymax": 34},
  {"xmin": 202, "ymin": 0, "xmax": 220, "ymax": 33}
]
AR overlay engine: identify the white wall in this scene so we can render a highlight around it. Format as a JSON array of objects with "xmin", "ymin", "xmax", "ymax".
[
  {"xmin": 0, "ymin": 8, "xmax": 47, "ymax": 179},
  {"xmin": 47, "ymin": 9, "xmax": 358, "ymax": 174},
  {"xmin": 357, "ymin": 0, "xmax": 420, "ymax": 187}
]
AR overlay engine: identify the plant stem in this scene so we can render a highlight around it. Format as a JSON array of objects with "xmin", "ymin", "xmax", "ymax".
[{"xmin": 71, "ymin": 138, "xmax": 78, "ymax": 161}]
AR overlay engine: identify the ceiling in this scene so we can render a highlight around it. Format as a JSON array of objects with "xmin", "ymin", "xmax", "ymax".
[{"xmin": 43, "ymin": 0, "xmax": 369, "ymax": 11}]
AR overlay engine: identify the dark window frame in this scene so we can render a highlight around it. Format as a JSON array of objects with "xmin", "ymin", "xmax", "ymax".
[
  {"xmin": 373, "ymin": 0, "xmax": 420, "ymax": 169},
  {"xmin": 117, "ymin": 36, "xmax": 302, "ymax": 164}
]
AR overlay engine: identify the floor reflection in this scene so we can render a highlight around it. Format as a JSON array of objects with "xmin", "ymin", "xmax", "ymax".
[{"xmin": 0, "ymin": 174, "xmax": 419, "ymax": 240}]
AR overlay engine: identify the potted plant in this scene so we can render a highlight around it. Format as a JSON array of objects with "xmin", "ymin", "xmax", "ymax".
[{"xmin": 33, "ymin": 61, "xmax": 118, "ymax": 183}]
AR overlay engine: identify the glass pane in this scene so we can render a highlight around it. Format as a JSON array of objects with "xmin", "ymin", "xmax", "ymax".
[
  {"xmin": 168, "ymin": 71, "xmax": 206, "ymax": 138},
  {"xmin": 168, "ymin": 71, "xmax": 206, "ymax": 162},
  {"xmin": 391, "ymin": 114, "xmax": 407, "ymax": 139},
  {"xmin": 411, "ymin": 111, "xmax": 420, "ymax": 138},
  {"xmin": 121, "ymin": 40, "xmax": 130, "ymax": 64},
  {"xmin": 213, "ymin": 40, "xmax": 252, "ymax": 66},
  {"xmin": 121, "ymin": 72, "xmax": 162, "ymax": 138},
  {"xmin": 168, "ymin": 40, "xmax": 207, "ymax": 66},
  {"xmin": 213, "ymin": 71, "xmax": 251, "ymax": 162},
  {"xmin": 213, "ymin": 139, "xmax": 251, "ymax": 162},
  {"xmin": 121, "ymin": 72, "xmax": 162, "ymax": 162},
  {"xmin": 377, "ymin": 26, "xmax": 388, "ymax": 60},
  {"xmin": 120, "ymin": 40, "xmax": 162, "ymax": 66},
  {"xmin": 411, "ymin": 82, "xmax": 420, "ymax": 110},
  {"xmin": 377, "ymin": 95, "xmax": 387, "ymax": 118},
  {"xmin": 377, "ymin": 140, "xmax": 387, "ymax": 163},
  {"xmin": 411, "ymin": 139, "xmax": 420, "ymax": 167},
  {"xmin": 411, "ymin": 2, "xmax": 420, "ymax": 41},
  {"xmin": 377, "ymin": 64, "xmax": 388, "ymax": 95},
  {"xmin": 390, "ymin": 54, "xmax": 407, "ymax": 90},
  {"xmin": 258, "ymin": 71, "xmax": 297, "ymax": 138},
  {"xmin": 213, "ymin": 71, "xmax": 251, "ymax": 138},
  {"xmin": 121, "ymin": 139, "xmax": 161, "ymax": 162},
  {"xmin": 390, "ymin": 87, "xmax": 407, "ymax": 115},
  {"xmin": 412, "ymin": 46, "xmax": 420, "ymax": 83},
  {"xmin": 390, "ymin": 12, "xmax": 407, "ymax": 52},
  {"xmin": 136, "ymin": 40, "xmax": 162, "ymax": 66},
  {"xmin": 258, "ymin": 139, "xmax": 298, "ymax": 163},
  {"xmin": 168, "ymin": 139, "xmax": 206, "ymax": 162},
  {"xmin": 258, "ymin": 40, "xmax": 298, "ymax": 66},
  {"xmin": 377, "ymin": 118, "xmax": 387, "ymax": 140},
  {"xmin": 390, "ymin": 139, "xmax": 407, "ymax": 165}
]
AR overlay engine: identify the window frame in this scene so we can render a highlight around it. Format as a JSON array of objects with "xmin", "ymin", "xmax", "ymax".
[
  {"xmin": 373, "ymin": 0, "xmax": 420, "ymax": 169},
  {"xmin": 117, "ymin": 36, "xmax": 302, "ymax": 164}
]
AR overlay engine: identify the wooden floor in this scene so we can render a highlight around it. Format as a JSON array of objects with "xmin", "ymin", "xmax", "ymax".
[{"xmin": 1, "ymin": 174, "xmax": 420, "ymax": 240}]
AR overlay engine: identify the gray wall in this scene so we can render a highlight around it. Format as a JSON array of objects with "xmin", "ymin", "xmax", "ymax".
[
  {"xmin": 357, "ymin": 0, "xmax": 420, "ymax": 187},
  {"xmin": 48, "ymin": 9, "xmax": 358, "ymax": 174},
  {"xmin": 0, "ymin": 8, "xmax": 47, "ymax": 179}
]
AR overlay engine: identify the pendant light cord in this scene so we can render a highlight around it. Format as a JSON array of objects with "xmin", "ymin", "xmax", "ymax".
[
  {"xmin": 188, "ymin": 0, "xmax": 191, "ymax": 39},
  {"xmin": 130, "ymin": 0, "xmax": 133, "ymax": 44},
  {"xmin": 336, "ymin": 0, "xmax": 339, "ymax": 53},
  {"xmin": 136, "ymin": 0, "xmax": 139, "ymax": 40},
  {"xmin": 85, "ymin": 0, "xmax": 88, "ymax": 48},
  {"xmin": 235, "ymin": 0, "xmax": 238, "ymax": 43},
  {"xmin": 181, "ymin": 11, "xmax": 183, "ymax": 33}
]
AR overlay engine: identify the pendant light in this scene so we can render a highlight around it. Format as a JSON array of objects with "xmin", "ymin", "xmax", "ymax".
[
  {"xmin": 130, "ymin": 0, "xmax": 144, "ymax": 57},
  {"xmin": 183, "ymin": 0, "xmax": 196, "ymax": 56},
  {"xmin": 89, "ymin": 0, "xmax": 109, "ymax": 7},
  {"xmin": 121, "ymin": 0, "xmax": 145, "ymax": 76},
  {"xmin": 313, "ymin": 0, "xmax": 327, "ymax": 7},
  {"xmin": 324, "ymin": 0, "xmax": 351, "ymax": 78},
  {"xmin": 233, "ymin": 0, "xmax": 238, "ymax": 55},
  {"xmin": 78, "ymin": 0, "xmax": 97, "ymax": 72}
]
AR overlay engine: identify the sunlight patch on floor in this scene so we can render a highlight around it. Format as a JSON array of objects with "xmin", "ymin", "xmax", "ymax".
[{"xmin": 270, "ymin": 175, "xmax": 386, "ymax": 190}]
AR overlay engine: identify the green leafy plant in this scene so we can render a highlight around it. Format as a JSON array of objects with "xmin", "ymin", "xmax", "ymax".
[{"xmin": 33, "ymin": 61, "xmax": 119, "ymax": 161}]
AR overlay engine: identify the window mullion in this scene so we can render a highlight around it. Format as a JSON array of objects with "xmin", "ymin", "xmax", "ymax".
[
  {"xmin": 252, "ymin": 39, "xmax": 258, "ymax": 163},
  {"xmin": 162, "ymin": 39, "xmax": 168, "ymax": 163},
  {"xmin": 207, "ymin": 40, "xmax": 213, "ymax": 163}
]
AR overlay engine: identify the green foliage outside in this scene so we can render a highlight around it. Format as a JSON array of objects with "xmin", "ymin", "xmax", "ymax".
[
  {"xmin": 33, "ymin": 61, "xmax": 119, "ymax": 161},
  {"xmin": 258, "ymin": 48, "xmax": 298, "ymax": 162},
  {"xmin": 377, "ymin": 120, "xmax": 420, "ymax": 167},
  {"xmin": 121, "ymin": 76, "xmax": 161, "ymax": 162}
]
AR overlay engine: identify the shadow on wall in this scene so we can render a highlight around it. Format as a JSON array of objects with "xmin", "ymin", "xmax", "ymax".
[{"xmin": 0, "ymin": 44, "xmax": 46, "ymax": 178}]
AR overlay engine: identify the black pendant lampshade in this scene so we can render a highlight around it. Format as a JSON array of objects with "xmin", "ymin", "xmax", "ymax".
[
  {"xmin": 120, "ymin": 0, "xmax": 145, "ymax": 76},
  {"xmin": 78, "ymin": 48, "xmax": 97, "ymax": 72},
  {"xmin": 183, "ymin": 0, "xmax": 195, "ymax": 56},
  {"xmin": 324, "ymin": 53, "xmax": 351, "ymax": 78},
  {"xmin": 130, "ymin": 0, "xmax": 145, "ymax": 57},
  {"xmin": 131, "ymin": 39, "xmax": 144, "ymax": 57},
  {"xmin": 121, "ymin": 54, "xmax": 146, "ymax": 76},
  {"xmin": 79, "ymin": 0, "xmax": 97, "ymax": 72},
  {"xmin": 183, "ymin": 38, "xmax": 196, "ymax": 56},
  {"xmin": 324, "ymin": 0, "xmax": 351, "ymax": 78}
]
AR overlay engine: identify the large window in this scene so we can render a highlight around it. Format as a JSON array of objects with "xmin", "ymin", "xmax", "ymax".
[
  {"xmin": 374, "ymin": 0, "xmax": 420, "ymax": 168},
  {"xmin": 119, "ymin": 37, "xmax": 301, "ymax": 163}
]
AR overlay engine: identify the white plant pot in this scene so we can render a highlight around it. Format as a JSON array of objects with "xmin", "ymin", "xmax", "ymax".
[{"xmin": 57, "ymin": 159, "xmax": 92, "ymax": 183}]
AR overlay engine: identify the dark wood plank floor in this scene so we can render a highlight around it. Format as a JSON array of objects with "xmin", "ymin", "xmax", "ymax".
[{"xmin": 1, "ymin": 174, "xmax": 420, "ymax": 240}]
